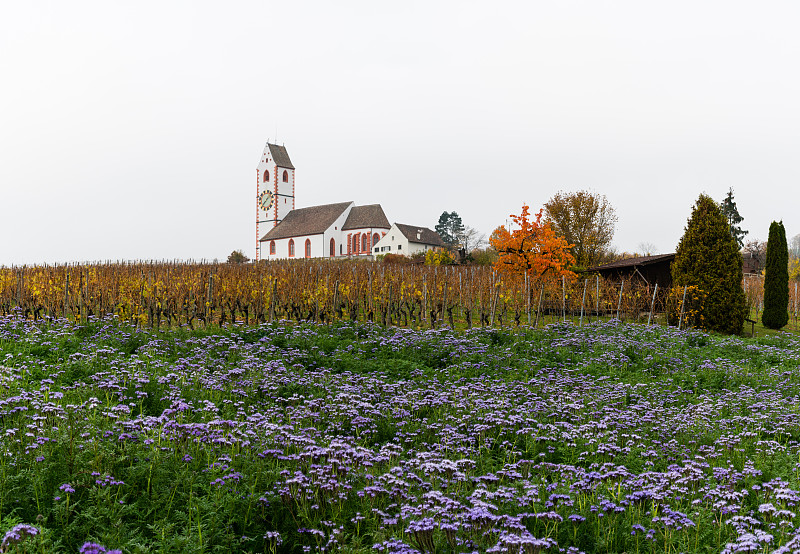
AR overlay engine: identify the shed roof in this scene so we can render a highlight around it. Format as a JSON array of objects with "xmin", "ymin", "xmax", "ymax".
[
  {"xmin": 260, "ymin": 202, "xmax": 352, "ymax": 241},
  {"xmin": 395, "ymin": 224, "xmax": 445, "ymax": 246},
  {"xmin": 589, "ymin": 253, "xmax": 675, "ymax": 272},
  {"xmin": 267, "ymin": 144, "xmax": 295, "ymax": 169},
  {"xmin": 342, "ymin": 204, "xmax": 391, "ymax": 230}
]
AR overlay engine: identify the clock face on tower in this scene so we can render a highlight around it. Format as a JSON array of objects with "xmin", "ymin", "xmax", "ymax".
[{"xmin": 258, "ymin": 190, "xmax": 274, "ymax": 211}]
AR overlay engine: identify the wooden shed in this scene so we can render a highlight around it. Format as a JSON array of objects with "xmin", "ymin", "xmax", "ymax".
[{"xmin": 587, "ymin": 254, "xmax": 676, "ymax": 287}]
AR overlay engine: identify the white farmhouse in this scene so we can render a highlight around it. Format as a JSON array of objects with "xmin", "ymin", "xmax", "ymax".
[{"xmin": 372, "ymin": 223, "xmax": 445, "ymax": 256}]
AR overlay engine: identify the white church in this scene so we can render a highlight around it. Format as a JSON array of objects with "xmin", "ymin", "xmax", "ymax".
[{"xmin": 255, "ymin": 143, "xmax": 444, "ymax": 260}]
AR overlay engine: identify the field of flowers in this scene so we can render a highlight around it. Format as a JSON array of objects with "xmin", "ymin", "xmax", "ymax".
[{"xmin": 2, "ymin": 314, "xmax": 800, "ymax": 553}]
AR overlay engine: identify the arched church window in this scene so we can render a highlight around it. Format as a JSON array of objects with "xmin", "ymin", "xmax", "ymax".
[
  {"xmin": 361, "ymin": 234, "xmax": 368, "ymax": 252},
  {"xmin": 305, "ymin": 239, "xmax": 311, "ymax": 258},
  {"xmin": 269, "ymin": 241, "xmax": 276, "ymax": 255},
  {"xmin": 288, "ymin": 239, "xmax": 295, "ymax": 257},
  {"xmin": 263, "ymin": 170, "xmax": 269, "ymax": 182},
  {"xmin": 330, "ymin": 238, "xmax": 335, "ymax": 257},
  {"xmin": 282, "ymin": 170, "xmax": 289, "ymax": 183},
  {"xmin": 372, "ymin": 233, "xmax": 380, "ymax": 247}
]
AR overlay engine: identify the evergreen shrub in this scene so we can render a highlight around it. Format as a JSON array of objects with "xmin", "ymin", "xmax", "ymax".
[
  {"xmin": 762, "ymin": 221, "xmax": 789, "ymax": 329},
  {"xmin": 671, "ymin": 194, "xmax": 747, "ymax": 335}
]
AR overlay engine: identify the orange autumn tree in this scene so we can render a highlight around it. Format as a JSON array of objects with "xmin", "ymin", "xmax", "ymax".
[{"xmin": 490, "ymin": 204, "xmax": 576, "ymax": 280}]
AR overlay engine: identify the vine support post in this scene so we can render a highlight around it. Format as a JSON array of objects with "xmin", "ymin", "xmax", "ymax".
[
  {"xmin": 368, "ymin": 268, "xmax": 373, "ymax": 315},
  {"xmin": 64, "ymin": 271, "xmax": 70, "ymax": 320},
  {"xmin": 422, "ymin": 273, "xmax": 427, "ymax": 323},
  {"xmin": 534, "ymin": 281, "xmax": 544, "ymax": 328},
  {"xmin": 647, "ymin": 283, "xmax": 659, "ymax": 325},
  {"xmin": 525, "ymin": 270, "xmax": 531, "ymax": 326},
  {"xmin": 490, "ymin": 276, "xmax": 500, "ymax": 328},
  {"xmin": 269, "ymin": 278, "xmax": 277, "ymax": 323},
  {"xmin": 206, "ymin": 272, "xmax": 214, "ymax": 327},
  {"xmin": 16, "ymin": 267, "xmax": 23, "ymax": 312},
  {"xmin": 596, "ymin": 275, "xmax": 600, "ymax": 320},
  {"xmin": 459, "ymin": 272, "xmax": 463, "ymax": 318},
  {"xmin": 579, "ymin": 278, "xmax": 587, "ymax": 326},
  {"xmin": 678, "ymin": 285, "xmax": 688, "ymax": 330},
  {"xmin": 562, "ymin": 275, "xmax": 566, "ymax": 322},
  {"xmin": 441, "ymin": 281, "xmax": 448, "ymax": 329},
  {"xmin": 617, "ymin": 279, "xmax": 624, "ymax": 321}
]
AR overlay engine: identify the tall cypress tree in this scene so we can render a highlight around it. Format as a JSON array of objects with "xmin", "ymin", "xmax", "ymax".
[
  {"xmin": 672, "ymin": 194, "xmax": 747, "ymax": 335},
  {"xmin": 762, "ymin": 221, "xmax": 789, "ymax": 329}
]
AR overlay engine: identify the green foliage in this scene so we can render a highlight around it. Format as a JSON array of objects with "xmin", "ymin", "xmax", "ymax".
[
  {"xmin": 671, "ymin": 194, "xmax": 747, "ymax": 335},
  {"xmin": 665, "ymin": 284, "xmax": 707, "ymax": 329},
  {"xmin": 719, "ymin": 187, "xmax": 748, "ymax": 248},
  {"xmin": 434, "ymin": 211, "xmax": 464, "ymax": 248},
  {"xmin": 380, "ymin": 253, "xmax": 412, "ymax": 264},
  {"xmin": 543, "ymin": 189, "xmax": 618, "ymax": 268},
  {"xmin": 467, "ymin": 247, "xmax": 498, "ymax": 266},
  {"xmin": 424, "ymin": 249, "xmax": 454, "ymax": 266},
  {"xmin": 762, "ymin": 220, "xmax": 789, "ymax": 329},
  {"xmin": 226, "ymin": 250, "xmax": 249, "ymax": 264}
]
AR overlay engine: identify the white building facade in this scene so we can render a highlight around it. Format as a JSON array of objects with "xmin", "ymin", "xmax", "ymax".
[
  {"xmin": 373, "ymin": 223, "xmax": 445, "ymax": 256},
  {"xmin": 255, "ymin": 143, "xmax": 444, "ymax": 260},
  {"xmin": 255, "ymin": 143, "xmax": 296, "ymax": 260},
  {"xmin": 260, "ymin": 202, "xmax": 391, "ymax": 260}
]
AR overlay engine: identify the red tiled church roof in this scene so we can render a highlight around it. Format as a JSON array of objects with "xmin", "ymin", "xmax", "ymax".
[
  {"xmin": 342, "ymin": 205, "xmax": 390, "ymax": 230},
  {"xmin": 260, "ymin": 202, "xmax": 351, "ymax": 241}
]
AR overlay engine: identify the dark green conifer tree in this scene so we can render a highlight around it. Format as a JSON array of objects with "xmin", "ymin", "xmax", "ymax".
[
  {"xmin": 762, "ymin": 221, "xmax": 789, "ymax": 329},
  {"xmin": 719, "ymin": 187, "xmax": 748, "ymax": 248},
  {"xmin": 435, "ymin": 212, "xmax": 465, "ymax": 248},
  {"xmin": 671, "ymin": 194, "xmax": 747, "ymax": 334}
]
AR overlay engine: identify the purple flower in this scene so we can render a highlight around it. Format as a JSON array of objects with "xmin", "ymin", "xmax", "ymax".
[
  {"xmin": 1, "ymin": 524, "xmax": 39, "ymax": 549},
  {"xmin": 79, "ymin": 543, "xmax": 107, "ymax": 554}
]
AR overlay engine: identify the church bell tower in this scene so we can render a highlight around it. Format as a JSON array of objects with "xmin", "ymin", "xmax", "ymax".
[{"xmin": 255, "ymin": 143, "xmax": 295, "ymax": 260}]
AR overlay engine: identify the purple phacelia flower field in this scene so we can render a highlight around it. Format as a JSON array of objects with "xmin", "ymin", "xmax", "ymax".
[{"xmin": 2, "ymin": 315, "xmax": 800, "ymax": 553}]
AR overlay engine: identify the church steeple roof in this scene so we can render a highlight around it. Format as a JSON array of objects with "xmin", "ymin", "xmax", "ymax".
[{"xmin": 267, "ymin": 144, "xmax": 294, "ymax": 169}]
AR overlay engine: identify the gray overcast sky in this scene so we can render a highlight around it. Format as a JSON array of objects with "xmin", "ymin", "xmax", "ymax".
[{"xmin": 2, "ymin": 0, "xmax": 798, "ymax": 265}]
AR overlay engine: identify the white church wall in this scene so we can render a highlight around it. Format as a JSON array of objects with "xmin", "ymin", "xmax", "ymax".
[
  {"xmin": 323, "ymin": 204, "xmax": 355, "ymax": 258},
  {"xmin": 276, "ymin": 168, "xmax": 295, "ymax": 222},
  {"xmin": 344, "ymin": 227, "xmax": 389, "ymax": 257},
  {"xmin": 263, "ymin": 233, "xmax": 326, "ymax": 260}
]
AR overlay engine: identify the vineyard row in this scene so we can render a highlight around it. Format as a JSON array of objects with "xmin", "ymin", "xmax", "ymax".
[{"xmin": 0, "ymin": 261, "xmax": 798, "ymax": 331}]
